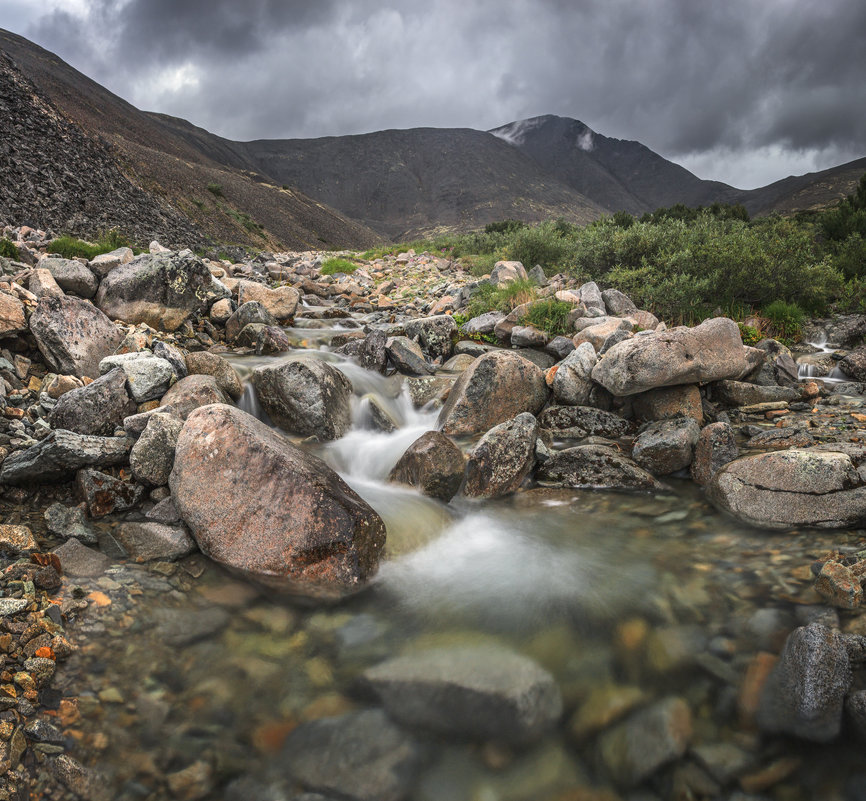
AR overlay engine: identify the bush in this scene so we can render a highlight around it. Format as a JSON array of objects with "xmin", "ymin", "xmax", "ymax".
[
  {"xmin": 48, "ymin": 229, "xmax": 134, "ymax": 260},
  {"xmin": 466, "ymin": 278, "xmax": 536, "ymax": 318},
  {"xmin": 506, "ymin": 221, "xmax": 574, "ymax": 271},
  {"xmin": 207, "ymin": 183, "xmax": 224, "ymax": 197},
  {"xmin": 523, "ymin": 299, "xmax": 573, "ymax": 336},
  {"xmin": 320, "ymin": 257, "xmax": 358, "ymax": 275},
  {"xmin": 762, "ymin": 300, "xmax": 805, "ymax": 340},
  {"xmin": 0, "ymin": 238, "xmax": 17, "ymax": 259}
]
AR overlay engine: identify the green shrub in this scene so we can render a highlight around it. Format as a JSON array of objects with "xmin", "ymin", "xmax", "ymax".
[
  {"xmin": 484, "ymin": 219, "xmax": 527, "ymax": 235},
  {"xmin": 466, "ymin": 278, "xmax": 536, "ymax": 318},
  {"xmin": 48, "ymin": 229, "xmax": 134, "ymax": 260},
  {"xmin": 762, "ymin": 299, "xmax": 805, "ymax": 340},
  {"xmin": 738, "ymin": 322, "xmax": 762, "ymax": 346},
  {"xmin": 207, "ymin": 182, "xmax": 224, "ymax": 197},
  {"xmin": 321, "ymin": 257, "xmax": 358, "ymax": 275},
  {"xmin": 0, "ymin": 238, "xmax": 17, "ymax": 259},
  {"xmin": 523, "ymin": 299, "xmax": 573, "ymax": 336},
  {"xmin": 506, "ymin": 221, "xmax": 574, "ymax": 271}
]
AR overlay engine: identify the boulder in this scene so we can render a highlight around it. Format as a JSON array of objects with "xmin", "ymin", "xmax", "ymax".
[
  {"xmin": 577, "ymin": 281, "xmax": 605, "ymax": 313},
  {"xmin": 236, "ymin": 280, "xmax": 300, "ymax": 321},
  {"xmin": 38, "ymin": 257, "xmax": 98, "ymax": 298},
  {"xmin": 0, "ymin": 430, "xmax": 131, "ymax": 484},
  {"xmin": 757, "ymin": 623, "xmax": 851, "ymax": 741},
  {"xmin": 591, "ymin": 317, "xmax": 748, "ymax": 396},
  {"xmin": 489, "ymin": 260, "xmax": 527, "ymax": 287},
  {"xmin": 538, "ymin": 405, "xmax": 633, "ymax": 439},
  {"xmin": 362, "ymin": 644, "xmax": 562, "ymax": 745},
  {"xmin": 184, "ymin": 351, "xmax": 243, "ymax": 400},
  {"xmin": 225, "ymin": 301, "xmax": 277, "ymax": 342},
  {"xmin": 745, "ymin": 427, "xmax": 814, "ymax": 451},
  {"xmin": 235, "ymin": 323, "xmax": 291, "ymax": 354},
  {"xmin": 30, "ymin": 294, "xmax": 124, "ymax": 379},
  {"xmin": 386, "ymin": 336, "xmax": 431, "ymax": 376},
  {"xmin": 169, "ymin": 404, "xmax": 385, "ymax": 597},
  {"xmin": 574, "ymin": 317, "xmax": 632, "ymax": 351},
  {"xmin": 388, "ymin": 431, "xmax": 465, "ymax": 502},
  {"xmin": 632, "ymin": 384, "xmax": 703, "ymax": 424},
  {"xmin": 632, "ymin": 417, "xmax": 700, "ymax": 475},
  {"xmin": 510, "ymin": 325, "xmax": 547, "ymax": 349},
  {"xmin": 76, "ymin": 468, "xmax": 145, "ymax": 518},
  {"xmin": 711, "ymin": 379, "xmax": 799, "ymax": 407},
  {"xmin": 537, "ymin": 445, "xmax": 665, "ymax": 492},
  {"xmin": 841, "ymin": 345, "xmax": 866, "ymax": 382},
  {"xmin": 0, "ymin": 293, "xmax": 26, "ymax": 337},
  {"xmin": 252, "ymin": 358, "xmax": 352, "ymax": 441},
  {"xmin": 545, "ymin": 335, "xmax": 575, "ymax": 360},
  {"xmin": 152, "ymin": 341, "xmax": 188, "ymax": 381},
  {"xmin": 159, "ymin": 375, "xmax": 231, "ymax": 420},
  {"xmin": 130, "ymin": 413, "xmax": 183, "ymax": 486},
  {"xmin": 602, "ymin": 288, "xmax": 637, "ymax": 316},
  {"xmin": 356, "ymin": 329, "xmax": 388, "ymax": 373},
  {"xmin": 690, "ymin": 422, "xmax": 738, "ymax": 485},
  {"xmin": 96, "ymin": 251, "xmax": 228, "ymax": 331},
  {"xmin": 707, "ymin": 448, "xmax": 866, "ymax": 529},
  {"xmin": 88, "ymin": 246, "xmax": 134, "ymax": 279},
  {"xmin": 551, "ymin": 342, "xmax": 596, "ymax": 406},
  {"xmin": 464, "ymin": 412, "xmax": 538, "ymax": 499},
  {"xmin": 48, "ymin": 368, "xmax": 135, "ymax": 436},
  {"xmin": 462, "ymin": 311, "xmax": 505, "ymax": 336},
  {"xmin": 282, "ymin": 710, "xmax": 428, "ymax": 801},
  {"xmin": 27, "ymin": 269, "xmax": 64, "ymax": 299},
  {"xmin": 438, "ymin": 351, "xmax": 548, "ymax": 436},
  {"xmin": 403, "ymin": 315, "xmax": 457, "ymax": 362},
  {"xmin": 115, "ymin": 522, "xmax": 196, "ymax": 563},
  {"xmin": 747, "ymin": 339, "xmax": 800, "ymax": 386},
  {"xmin": 99, "ymin": 353, "xmax": 174, "ymax": 403},
  {"xmin": 599, "ymin": 697, "xmax": 692, "ymax": 787}
]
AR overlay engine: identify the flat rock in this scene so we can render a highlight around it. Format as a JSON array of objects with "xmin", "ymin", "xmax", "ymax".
[
  {"xmin": 170, "ymin": 404, "xmax": 385, "ymax": 598},
  {"xmin": 115, "ymin": 522, "xmax": 196, "ymax": 562},
  {"xmin": 707, "ymin": 449, "xmax": 866, "ymax": 529},
  {"xmin": 538, "ymin": 405, "xmax": 633, "ymax": 439},
  {"xmin": 712, "ymin": 379, "xmax": 800, "ymax": 407},
  {"xmin": 538, "ymin": 445, "xmax": 665, "ymax": 492},
  {"xmin": 362, "ymin": 644, "xmax": 562, "ymax": 745},
  {"xmin": 52, "ymin": 538, "xmax": 112, "ymax": 578},
  {"xmin": 438, "ymin": 351, "xmax": 548, "ymax": 436},
  {"xmin": 591, "ymin": 317, "xmax": 747, "ymax": 396},
  {"xmin": 0, "ymin": 430, "xmax": 131, "ymax": 484}
]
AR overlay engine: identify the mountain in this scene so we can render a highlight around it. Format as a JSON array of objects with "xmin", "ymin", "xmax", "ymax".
[
  {"xmin": 239, "ymin": 129, "xmax": 606, "ymax": 239},
  {"xmin": 0, "ymin": 29, "xmax": 381, "ymax": 251}
]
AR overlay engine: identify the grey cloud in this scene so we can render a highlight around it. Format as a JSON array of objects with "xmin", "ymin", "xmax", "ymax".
[{"xmin": 15, "ymin": 0, "xmax": 866, "ymax": 187}]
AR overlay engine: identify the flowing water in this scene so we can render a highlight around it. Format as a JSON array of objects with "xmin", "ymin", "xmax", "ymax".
[{"xmin": 52, "ymin": 331, "xmax": 866, "ymax": 800}]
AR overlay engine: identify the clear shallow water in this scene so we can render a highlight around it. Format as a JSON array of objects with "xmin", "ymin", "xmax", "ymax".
[{"xmin": 53, "ymin": 343, "xmax": 866, "ymax": 800}]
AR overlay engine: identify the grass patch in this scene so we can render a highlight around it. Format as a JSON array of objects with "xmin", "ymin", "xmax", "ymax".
[
  {"xmin": 761, "ymin": 299, "xmax": 806, "ymax": 341},
  {"xmin": 48, "ymin": 229, "xmax": 134, "ymax": 260},
  {"xmin": 467, "ymin": 278, "xmax": 537, "ymax": 318},
  {"xmin": 207, "ymin": 183, "xmax": 224, "ymax": 197},
  {"xmin": 321, "ymin": 257, "xmax": 359, "ymax": 275},
  {"xmin": 0, "ymin": 238, "xmax": 18, "ymax": 259},
  {"xmin": 523, "ymin": 299, "xmax": 574, "ymax": 336},
  {"xmin": 223, "ymin": 206, "xmax": 264, "ymax": 235}
]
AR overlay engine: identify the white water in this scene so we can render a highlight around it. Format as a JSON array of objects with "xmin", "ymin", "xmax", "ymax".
[{"xmin": 797, "ymin": 334, "xmax": 849, "ymax": 383}]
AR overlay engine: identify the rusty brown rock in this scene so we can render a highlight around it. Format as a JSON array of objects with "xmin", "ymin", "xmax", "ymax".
[
  {"xmin": 814, "ymin": 562, "xmax": 863, "ymax": 609},
  {"xmin": 632, "ymin": 384, "xmax": 703, "ymax": 424},
  {"xmin": 0, "ymin": 292, "xmax": 27, "ymax": 337},
  {"xmin": 169, "ymin": 404, "xmax": 385, "ymax": 598},
  {"xmin": 159, "ymin": 374, "xmax": 230, "ymax": 419}
]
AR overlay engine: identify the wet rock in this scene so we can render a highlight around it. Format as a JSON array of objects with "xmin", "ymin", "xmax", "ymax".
[
  {"xmin": 438, "ymin": 351, "xmax": 548, "ymax": 436},
  {"xmin": 99, "ymin": 352, "xmax": 174, "ymax": 402},
  {"xmin": 388, "ymin": 430, "xmax": 464, "ymax": 502},
  {"xmin": 39, "ymin": 257, "xmax": 98, "ymax": 298},
  {"xmin": 184, "ymin": 351, "xmax": 243, "ymax": 400},
  {"xmin": 711, "ymin": 380, "xmax": 800, "ymax": 407},
  {"xmin": 130, "ymin": 412, "xmax": 183, "ymax": 486},
  {"xmin": 405, "ymin": 375, "xmax": 454, "ymax": 408},
  {"xmin": 568, "ymin": 684, "xmax": 647, "ymax": 740},
  {"xmin": 236, "ymin": 279, "xmax": 300, "ymax": 321},
  {"xmin": 632, "ymin": 417, "xmax": 700, "ymax": 475},
  {"xmin": 159, "ymin": 374, "xmax": 231, "ymax": 419},
  {"xmin": 690, "ymin": 422, "xmax": 738, "ymax": 485},
  {"xmin": 48, "ymin": 367, "xmax": 136, "ymax": 436},
  {"xmin": 52, "ymin": 538, "xmax": 112, "ymax": 578},
  {"xmin": 236, "ymin": 322, "xmax": 292, "ymax": 354},
  {"xmin": 745, "ymin": 427, "xmax": 814, "ymax": 450},
  {"xmin": 116, "ymin": 521, "xmax": 195, "ymax": 562},
  {"xmin": 362, "ymin": 644, "xmax": 562, "ymax": 745},
  {"xmin": 76, "ymin": 467, "xmax": 145, "ymax": 517},
  {"xmin": 462, "ymin": 311, "xmax": 505, "ymax": 336},
  {"xmin": 757, "ymin": 623, "xmax": 851, "ymax": 741},
  {"xmin": 44, "ymin": 502, "xmax": 98, "ymax": 545},
  {"xmin": 252, "ymin": 358, "xmax": 353, "ymax": 441},
  {"xmin": 96, "ymin": 251, "xmax": 227, "ymax": 331},
  {"xmin": 357, "ymin": 329, "xmax": 388, "ymax": 373},
  {"xmin": 489, "ymin": 260, "xmax": 528, "ymax": 287},
  {"xmin": 0, "ymin": 430, "xmax": 131, "ymax": 484},
  {"xmin": 841, "ymin": 346, "xmax": 866, "ymax": 381},
  {"xmin": 51, "ymin": 754, "xmax": 111, "ymax": 801},
  {"xmin": 814, "ymin": 561, "xmax": 863, "ymax": 609},
  {"xmin": 708, "ymin": 448, "xmax": 866, "ymax": 529},
  {"xmin": 551, "ymin": 342, "xmax": 596, "ymax": 406},
  {"xmin": 632, "ymin": 384, "xmax": 703, "ymax": 424},
  {"xmin": 170, "ymin": 404, "xmax": 385, "ymax": 597},
  {"xmin": 464, "ymin": 412, "xmax": 538, "ymax": 499},
  {"xmin": 591, "ymin": 317, "xmax": 747, "ymax": 396},
  {"xmin": 225, "ymin": 300, "xmax": 277, "ymax": 341},
  {"xmin": 0, "ymin": 292, "xmax": 27, "ymax": 336},
  {"xmin": 404, "ymin": 314, "xmax": 457, "ymax": 362},
  {"xmin": 538, "ymin": 405, "xmax": 633, "ymax": 439},
  {"xmin": 30, "ymin": 294, "xmax": 124, "ymax": 379},
  {"xmin": 282, "ymin": 709, "xmax": 429, "ymax": 801},
  {"xmin": 538, "ymin": 445, "xmax": 665, "ymax": 492},
  {"xmin": 599, "ymin": 697, "xmax": 692, "ymax": 788},
  {"xmin": 166, "ymin": 761, "xmax": 214, "ymax": 801},
  {"xmin": 0, "ymin": 524, "xmax": 37, "ymax": 556},
  {"xmin": 386, "ymin": 336, "xmax": 432, "ymax": 376}
]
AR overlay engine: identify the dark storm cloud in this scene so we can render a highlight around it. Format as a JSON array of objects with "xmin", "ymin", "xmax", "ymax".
[{"xmin": 10, "ymin": 0, "xmax": 866, "ymax": 187}]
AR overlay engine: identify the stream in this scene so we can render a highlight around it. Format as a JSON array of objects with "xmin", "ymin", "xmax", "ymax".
[{"xmin": 47, "ymin": 320, "xmax": 866, "ymax": 801}]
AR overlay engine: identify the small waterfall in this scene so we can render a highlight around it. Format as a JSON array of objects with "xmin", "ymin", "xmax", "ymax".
[{"xmin": 237, "ymin": 383, "xmax": 272, "ymax": 425}]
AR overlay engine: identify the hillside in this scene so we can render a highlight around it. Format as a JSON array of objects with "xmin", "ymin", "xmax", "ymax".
[
  {"xmin": 0, "ymin": 28, "xmax": 382, "ymax": 251},
  {"xmin": 240, "ymin": 128, "xmax": 606, "ymax": 239}
]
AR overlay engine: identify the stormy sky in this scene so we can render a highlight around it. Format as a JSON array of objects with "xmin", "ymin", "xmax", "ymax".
[{"xmin": 2, "ymin": 0, "xmax": 864, "ymax": 189}]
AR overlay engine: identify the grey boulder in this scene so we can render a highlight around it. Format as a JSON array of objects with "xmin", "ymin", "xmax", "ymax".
[
  {"xmin": 631, "ymin": 417, "xmax": 700, "ymax": 475},
  {"xmin": 388, "ymin": 431, "xmax": 465, "ymax": 502},
  {"xmin": 39, "ymin": 257, "xmax": 98, "ymax": 298},
  {"xmin": 130, "ymin": 413, "xmax": 183, "ymax": 486},
  {"xmin": 538, "ymin": 445, "xmax": 665, "ymax": 492},
  {"xmin": 463, "ymin": 413, "xmax": 538, "ymax": 499},
  {"xmin": 48, "ymin": 368, "xmax": 135, "ymax": 436}
]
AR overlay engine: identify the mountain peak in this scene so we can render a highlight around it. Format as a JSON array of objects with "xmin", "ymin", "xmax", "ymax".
[{"xmin": 489, "ymin": 115, "xmax": 595, "ymax": 151}]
